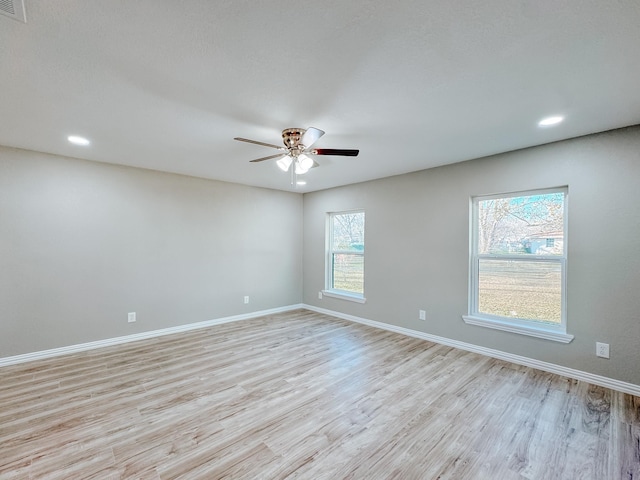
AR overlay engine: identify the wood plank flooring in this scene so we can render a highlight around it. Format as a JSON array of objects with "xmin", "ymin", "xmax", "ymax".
[{"xmin": 1, "ymin": 309, "xmax": 638, "ymax": 479}]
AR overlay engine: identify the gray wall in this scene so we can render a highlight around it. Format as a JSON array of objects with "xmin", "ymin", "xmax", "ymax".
[
  {"xmin": 303, "ymin": 126, "xmax": 640, "ymax": 385},
  {"xmin": 3, "ymin": 127, "xmax": 640, "ymax": 385},
  {"xmin": 0, "ymin": 146, "xmax": 303, "ymax": 357}
]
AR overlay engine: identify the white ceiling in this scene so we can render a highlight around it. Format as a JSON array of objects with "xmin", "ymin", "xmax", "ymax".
[{"xmin": 2, "ymin": 1, "xmax": 639, "ymax": 192}]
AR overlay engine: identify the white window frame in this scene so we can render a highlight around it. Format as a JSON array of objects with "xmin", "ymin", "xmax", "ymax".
[
  {"xmin": 323, "ymin": 210, "xmax": 366, "ymax": 303},
  {"xmin": 463, "ymin": 187, "xmax": 573, "ymax": 343}
]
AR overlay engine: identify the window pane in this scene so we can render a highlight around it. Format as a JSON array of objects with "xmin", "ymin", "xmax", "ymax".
[
  {"xmin": 478, "ymin": 259, "xmax": 561, "ymax": 323},
  {"xmin": 332, "ymin": 253, "xmax": 364, "ymax": 294},
  {"xmin": 331, "ymin": 212, "xmax": 365, "ymax": 252},
  {"xmin": 477, "ymin": 193, "xmax": 564, "ymax": 255}
]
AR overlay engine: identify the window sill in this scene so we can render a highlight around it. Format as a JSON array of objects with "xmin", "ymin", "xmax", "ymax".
[
  {"xmin": 462, "ymin": 315, "xmax": 574, "ymax": 343},
  {"xmin": 322, "ymin": 290, "xmax": 366, "ymax": 304}
]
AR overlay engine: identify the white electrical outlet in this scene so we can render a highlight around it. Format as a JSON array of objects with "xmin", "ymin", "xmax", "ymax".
[
  {"xmin": 419, "ymin": 310, "xmax": 426, "ymax": 321},
  {"xmin": 243, "ymin": 296, "xmax": 249, "ymax": 304},
  {"xmin": 596, "ymin": 342, "xmax": 610, "ymax": 358},
  {"xmin": 128, "ymin": 312, "xmax": 136, "ymax": 323},
  {"xmin": 318, "ymin": 291, "xmax": 323, "ymax": 299}
]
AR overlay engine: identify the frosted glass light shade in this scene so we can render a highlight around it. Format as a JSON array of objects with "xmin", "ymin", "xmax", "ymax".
[
  {"xmin": 276, "ymin": 155, "xmax": 293, "ymax": 171},
  {"xmin": 295, "ymin": 154, "xmax": 313, "ymax": 174}
]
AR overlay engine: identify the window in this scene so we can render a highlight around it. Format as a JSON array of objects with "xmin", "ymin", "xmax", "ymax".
[
  {"xmin": 463, "ymin": 188, "xmax": 573, "ymax": 343},
  {"xmin": 324, "ymin": 210, "xmax": 365, "ymax": 302}
]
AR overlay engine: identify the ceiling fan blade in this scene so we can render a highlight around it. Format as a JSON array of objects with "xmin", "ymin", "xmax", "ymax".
[
  {"xmin": 249, "ymin": 153, "xmax": 286, "ymax": 163},
  {"xmin": 234, "ymin": 137, "xmax": 286, "ymax": 150},
  {"xmin": 301, "ymin": 127, "xmax": 325, "ymax": 148},
  {"xmin": 312, "ymin": 148, "xmax": 359, "ymax": 157}
]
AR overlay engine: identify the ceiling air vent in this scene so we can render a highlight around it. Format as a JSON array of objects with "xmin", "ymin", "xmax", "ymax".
[{"xmin": 0, "ymin": 0, "xmax": 27, "ymax": 23}]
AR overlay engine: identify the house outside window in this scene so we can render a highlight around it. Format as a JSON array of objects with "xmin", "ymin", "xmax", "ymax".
[
  {"xmin": 323, "ymin": 210, "xmax": 365, "ymax": 303},
  {"xmin": 463, "ymin": 188, "xmax": 573, "ymax": 343}
]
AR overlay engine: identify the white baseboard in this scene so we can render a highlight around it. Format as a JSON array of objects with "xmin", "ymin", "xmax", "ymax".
[
  {"xmin": 303, "ymin": 304, "xmax": 640, "ymax": 397},
  {"xmin": 0, "ymin": 304, "xmax": 304, "ymax": 368}
]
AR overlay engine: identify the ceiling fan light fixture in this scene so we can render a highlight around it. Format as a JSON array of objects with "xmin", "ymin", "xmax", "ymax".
[
  {"xmin": 295, "ymin": 154, "xmax": 313, "ymax": 175},
  {"xmin": 276, "ymin": 155, "xmax": 293, "ymax": 172},
  {"xmin": 295, "ymin": 163, "xmax": 309, "ymax": 175},
  {"xmin": 301, "ymin": 154, "xmax": 314, "ymax": 168}
]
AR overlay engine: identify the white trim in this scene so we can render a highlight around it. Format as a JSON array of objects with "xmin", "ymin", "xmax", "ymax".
[
  {"xmin": 321, "ymin": 290, "xmax": 366, "ymax": 304},
  {"xmin": 0, "ymin": 304, "xmax": 304, "ymax": 367},
  {"xmin": 303, "ymin": 304, "xmax": 640, "ymax": 397},
  {"xmin": 462, "ymin": 315, "xmax": 574, "ymax": 343}
]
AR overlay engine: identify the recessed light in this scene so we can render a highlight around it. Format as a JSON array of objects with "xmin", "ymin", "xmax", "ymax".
[
  {"xmin": 67, "ymin": 135, "xmax": 90, "ymax": 146},
  {"xmin": 538, "ymin": 116, "xmax": 564, "ymax": 127},
  {"xmin": 296, "ymin": 180, "xmax": 307, "ymax": 186}
]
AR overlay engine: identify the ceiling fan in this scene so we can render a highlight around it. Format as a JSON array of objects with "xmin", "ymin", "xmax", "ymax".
[{"xmin": 234, "ymin": 127, "xmax": 359, "ymax": 183}]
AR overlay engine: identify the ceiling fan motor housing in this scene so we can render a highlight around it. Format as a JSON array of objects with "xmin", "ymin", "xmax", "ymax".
[{"xmin": 282, "ymin": 128, "xmax": 306, "ymax": 152}]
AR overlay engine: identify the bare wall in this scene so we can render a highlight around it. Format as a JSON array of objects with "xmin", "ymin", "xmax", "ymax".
[
  {"xmin": 0, "ymin": 147, "xmax": 303, "ymax": 357},
  {"xmin": 303, "ymin": 126, "xmax": 640, "ymax": 385}
]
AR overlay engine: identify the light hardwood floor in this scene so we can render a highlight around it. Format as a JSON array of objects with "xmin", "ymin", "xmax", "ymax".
[{"xmin": 1, "ymin": 309, "xmax": 638, "ymax": 479}]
